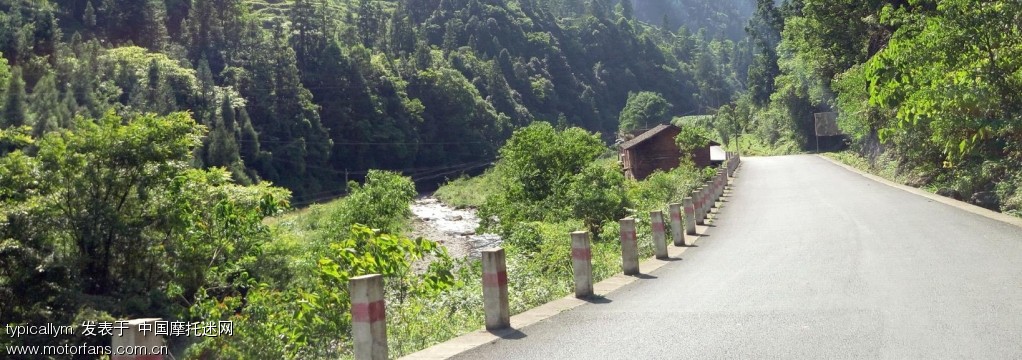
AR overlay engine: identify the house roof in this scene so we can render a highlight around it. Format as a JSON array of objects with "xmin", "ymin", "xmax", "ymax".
[{"xmin": 620, "ymin": 124, "xmax": 678, "ymax": 150}]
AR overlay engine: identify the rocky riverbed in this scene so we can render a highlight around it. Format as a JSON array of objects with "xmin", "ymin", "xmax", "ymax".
[{"xmin": 407, "ymin": 197, "xmax": 502, "ymax": 260}]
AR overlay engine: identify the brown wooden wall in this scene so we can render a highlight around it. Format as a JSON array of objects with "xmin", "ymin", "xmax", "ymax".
[{"xmin": 620, "ymin": 129, "xmax": 714, "ymax": 180}]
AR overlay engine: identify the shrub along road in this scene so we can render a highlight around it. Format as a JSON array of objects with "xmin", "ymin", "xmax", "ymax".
[{"xmin": 452, "ymin": 155, "xmax": 1022, "ymax": 359}]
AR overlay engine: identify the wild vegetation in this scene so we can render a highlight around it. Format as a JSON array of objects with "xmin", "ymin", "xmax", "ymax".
[
  {"xmin": 741, "ymin": 0, "xmax": 1022, "ymax": 215},
  {"xmin": 1, "ymin": 0, "xmax": 753, "ymax": 357},
  {"xmin": 4, "ymin": 0, "xmax": 1017, "ymax": 358}
]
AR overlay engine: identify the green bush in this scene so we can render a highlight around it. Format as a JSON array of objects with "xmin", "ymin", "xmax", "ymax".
[
  {"xmin": 435, "ymin": 170, "xmax": 501, "ymax": 208},
  {"xmin": 479, "ymin": 122, "xmax": 607, "ymax": 230},
  {"xmin": 332, "ymin": 170, "xmax": 417, "ymax": 234},
  {"xmin": 626, "ymin": 164, "xmax": 706, "ymax": 215},
  {"xmin": 566, "ymin": 160, "xmax": 628, "ymax": 235}
]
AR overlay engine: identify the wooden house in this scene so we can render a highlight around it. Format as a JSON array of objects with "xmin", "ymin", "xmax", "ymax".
[{"xmin": 618, "ymin": 124, "xmax": 720, "ymax": 180}]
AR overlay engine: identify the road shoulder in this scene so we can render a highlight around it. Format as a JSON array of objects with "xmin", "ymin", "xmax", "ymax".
[{"xmin": 817, "ymin": 154, "xmax": 1022, "ymax": 229}]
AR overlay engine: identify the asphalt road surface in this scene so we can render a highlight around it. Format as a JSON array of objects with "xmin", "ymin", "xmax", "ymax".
[{"xmin": 453, "ymin": 155, "xmax": 1022, "ymax": 360}]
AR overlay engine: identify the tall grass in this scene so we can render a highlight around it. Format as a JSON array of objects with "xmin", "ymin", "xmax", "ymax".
[{"xmin": 434, "ymin": 169, "xmax": 501, "ymax": 208}]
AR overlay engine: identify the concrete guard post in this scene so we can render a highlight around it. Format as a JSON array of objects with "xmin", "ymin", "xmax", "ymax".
[
  {"xmin": 570, "ymin": 231, "xmax": 594, "ymax": 298},
  {"xmin": 619, "ymin": 218, "xmax": 640, "ymax": 275},
  {"xmin": 702, "ymin": 185, "xmax": 712, "ymax": 224},
  {"xmin": 711, "ymin": 172, "xmax": 719, "ymax": 205},
  {"xmin": 682, "ymin": 197, "xmax": 697, "ymax": 237},
  {"xmin": 668, "ymin": 203, "xmax": 684, "ymax": 246},
  {"xmin": 650, "ymin": 211, "xmax": 668, "ymax": 259},
  {"xmin": 707, "ymin": 180, "xmax": 716, "ymax": 213},
  {"xmin": 695, "ymin": 187, "xmax": 706, "ymax": 225},
  {"xmin": 481, "ymin": 248, "xmax": 510, "ymax": 330},
  {"xmin": 350, "ymin": 274, "xmax": 388, "ymax": 360},
  {"xmin": 111, "ymin": 318, "xmax": 164, "ymax": 360},
  {"xmin": 715, "ymin": 170, "xmax": 724, "ymax": 204}
]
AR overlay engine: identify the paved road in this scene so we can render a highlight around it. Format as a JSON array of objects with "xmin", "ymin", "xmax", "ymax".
[{"xmin": 453, "ymin": 155, "xmax": 1022, "ymax": 360}]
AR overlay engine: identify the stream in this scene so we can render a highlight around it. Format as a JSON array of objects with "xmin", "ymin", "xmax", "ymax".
[{"xmin": 408, "ymin": 197, "xmax": 502, "ymax": 259}]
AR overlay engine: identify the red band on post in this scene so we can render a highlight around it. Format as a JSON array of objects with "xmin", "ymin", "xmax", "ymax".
[
  {"xmin": 351, "ymin": 300, "xmax": 386, "ymax": 323},
  {"xmin": 571, "ymin": 248, "xmax": 592, "ymax": 260},
  {"xmin": 483, "ymin": 271, "xmax": 508, "ymax": 287},
  {"xmin": 653, "ymin": 221, "xmax": 664, "ymax": 233}
]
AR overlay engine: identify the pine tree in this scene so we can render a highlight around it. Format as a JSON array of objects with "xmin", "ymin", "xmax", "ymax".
[
  {"xmin": 129, "ymin": 60, "xmax": 176, "ymax": 114},
  {"xmin": 221, "ymin": 94, "xmax": 236, "ymax": 132},
  {"xmin": 83, "ymin": 1, "xmax": 97, "ymax": 29},
  {"xmin": 388, "ymin": 3, "xmax": 416, "ymax": 55},
  {"xmin": 106, "ymin": 0, "xmax": 168, "ymax": 49},
  {"xmin": 2, "ymin": 67, "xmax": 28, "ymax": 129},
  {"xmin": 29, "ymin": 73, "xmax": 66, "ymax": 137},
  {"xmin": 237, "ymin": 106, "xmax": 260, "ymax": 163},
  {"xmin": 196, "ymin": 57, "xmax": 215, "ymax": 101},
  {"xmin": 746, "ymin": 0, "xmax": 783, "ymax": 106},
  {"xmin": 59, "ymin": 91, "xmax": 78, "ymax": 128},
  {"xmin": 356, "ymin": 0, "xmax": 380, "ymax": 47},
  {"xmin": 205, "ymin": 117, "xmax": 241, "ymax": 168}
]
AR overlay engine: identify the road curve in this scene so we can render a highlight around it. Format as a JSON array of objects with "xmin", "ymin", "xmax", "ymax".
[{"xmin": 453, "ymin": 155, "xmax": 1022, "ymax": 360}]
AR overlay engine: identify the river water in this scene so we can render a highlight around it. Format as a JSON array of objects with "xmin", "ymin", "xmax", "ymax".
[{"xmin": 408, "ymin": 197, "xmax": 502, "ymax": 259}]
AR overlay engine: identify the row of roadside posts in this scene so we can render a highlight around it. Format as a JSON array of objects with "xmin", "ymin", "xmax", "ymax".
[{"xmin": 109, "ymin": 154, "xmax": 741, "ymax": 360}]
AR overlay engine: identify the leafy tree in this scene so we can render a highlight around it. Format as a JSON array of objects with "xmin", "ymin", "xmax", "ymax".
[
  {"xmin": 480, "ymin": 122, "xmax": 606, "ymax": 230},
  {"xmin": 2, "ymin": 110, "xmax": 289, "ymax": 351},
  {"xmin": 331, "ymin": 170, "xmax": 417, "ymax": 235},
  {"xmin": 619, "ymin": 91, "xmax": 672, "ymax": 134},
  {"xmin": 0, "ymin": 53, "xmax": 9, "ymax": 90},
  {"xmin": 866, "ymin": 0, "xmax": 1022, "ymax": 162},
  {"xmin": 676, "ymin": 124, "xmax": 713, "ymax": 158},
  {"xmin": 566, "ymin": 160, "xmax": 626, "ymax": 235}
]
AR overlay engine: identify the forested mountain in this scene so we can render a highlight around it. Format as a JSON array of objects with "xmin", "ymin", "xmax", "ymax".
[
  {"xmin": 5, "ymin": 0, "xmax": 1021, "ymax": 358},
  {"xmin": 0, "ymin": 0, "xmax": 754, "ymax": 203}
]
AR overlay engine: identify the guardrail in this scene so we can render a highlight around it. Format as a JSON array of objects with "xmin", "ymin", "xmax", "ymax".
[
  {"xmin": 114, "ymin": 153, "xmax": 743, "ymax": 360},
  {"xmin": 350, "ymin": 152, "xmax": 742, "ymax": 359}
]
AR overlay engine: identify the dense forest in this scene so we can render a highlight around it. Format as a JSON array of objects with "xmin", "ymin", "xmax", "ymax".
[
  {"xmin": 1, "ymin": 0, "xmax": 757, "ymax": 357},
  {"xmin": 3, "ymin": 0, "xmax": 1021, "ymax": 358},
  {"xmin": 0, "ymin": 0, "xmax": 757, "ymax": 203}
]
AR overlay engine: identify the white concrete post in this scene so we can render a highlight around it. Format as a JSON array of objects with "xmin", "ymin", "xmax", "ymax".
[
  {"xmin": 706, "ymin": 180, "xmax": 716, "ymax": 213},
  {"xmin": 570, "ymin": 231, "xmax": 594, "ymax": 298},
  {"xmin": 619, "ymin": 218, "xmax": 639, "ymax": 275},
  {"xmin": 111, "ymin": 318, "xmax": 164, "ymax": 360},
  {"xmin": 723, "ymin": 167, "xmax": 731, "ymax": 191},
  {"xmin": 482, "ymin": 248, "xmax": 510, "ymax": 330},
  {"xmin": 725, "ymin": 160, "xmax": 733, "ymax": 186},
  {"xmin": 711, "ymin": 173, "xmax": 718, "ymax": 205},
  {"xmin": 651, "ymin": 211, "xmax": 668, "ymax": 259},
  {"xmin": 696, "ymin": 186, "xmax": 707, "ymax": 225},
  {"xmin": 716, "ymin": 170, "xmax": 724, "ymax": 204},
  {"xmin": 683, "ymin": 197, "xmax": 697, "ymax": 237},
  {"xmin": 669, "ymin": 203, "xmax": 683, "ymax": 246},
  {"xmin": 350, "ymin": 274, "xmax": 387, "ymax": 360}
]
